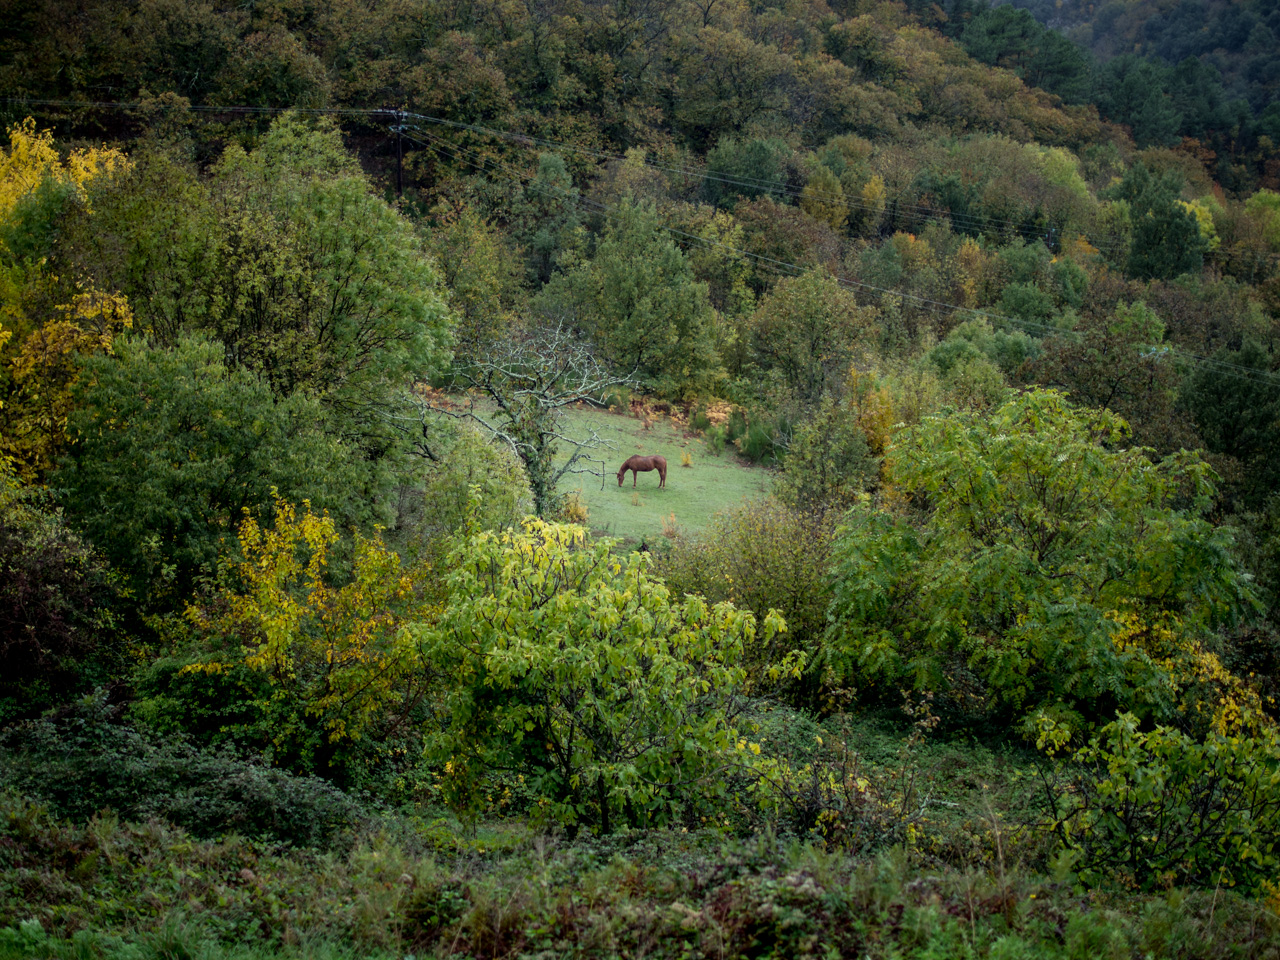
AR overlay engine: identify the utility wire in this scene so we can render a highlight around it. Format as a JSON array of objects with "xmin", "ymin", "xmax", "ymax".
[
  {"xmin": 10, "ymin": 95, "xmax": 1275, "ymax": 270},
  {"xmin": 404, "ymin": 126, "xmax": 1280, "ymax": 390},
  {"xmin": 1, "ymin": 96, "xmax": 388, "ymax": 116},
  {"xmin": 396, "ymin": 108, "xmax": 1280, "ymax": 271},
  {"xmin": 6, "ymin": 95, "xmax": 1280, "ymax": 387}
]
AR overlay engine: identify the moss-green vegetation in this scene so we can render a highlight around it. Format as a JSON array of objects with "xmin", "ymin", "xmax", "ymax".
[{"xmin": 6, "ymin": 780, "xmax": 1280, "ymax": 960}]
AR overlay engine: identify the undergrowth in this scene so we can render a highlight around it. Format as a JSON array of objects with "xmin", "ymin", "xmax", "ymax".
[{"xmin": 3, "ymin": 790, "xmax": 1279, "ymax": 960}]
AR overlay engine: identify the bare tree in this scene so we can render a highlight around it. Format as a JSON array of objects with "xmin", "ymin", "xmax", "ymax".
[{"xmin": 400, "ymin": 325, "xmax": 637, "ymax": 516}]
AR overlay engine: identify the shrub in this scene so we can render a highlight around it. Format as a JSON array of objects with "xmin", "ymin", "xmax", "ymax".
[
  {"xmin": 406, "ymin": 519, "xmax": 789, "ymax": 833},
  {"xmin": 737, "ymin": 415, "xmax": 785, "ymax": 464},
  {"xmin": 0, "ymin": 692, "xmax": 369, "ymax": 848},
  {"xmin": 774, "ymin": 396, "xmax": 878, "ymax": 515},
  {"xmin": 54, "ymin": 333, "xmax": 372, "ymax": 608},
  {"xmin": 739, "ymin": 716, "xmax": 923, "ymax": 853},
  {"xmin": 412, "ymin": 422, "xmax": 532, "ymax": 544},
  {"xmin": 827, "ymin": 390, "xmax": 1255, "ymax": 731},
  {"xmin": 560, "ymin": 489, "xmax": 589, "ymax": 523},
  {"xmin": 0, "ymin": 460, "xmax": 122, "ymax": 724},
  {"xmin": 1049, "ymin": 713, "xmax": 1280, "ymax": 892},
  {"xmin": 167, "ymin": 499, "xmax": 435, "ymax": 782},
  {"xmin": 661, "ymin": 511, "xmax": 681, "ymax": 538},
  {"xmin": 655, "ymin": 498, "xmax": 832, "ymax": 705}
]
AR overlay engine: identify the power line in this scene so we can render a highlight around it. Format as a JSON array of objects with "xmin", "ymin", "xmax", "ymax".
[
  {"xmin": 9, "ymin": 95, "xmax": 1273, "ymax": 269},
  {"xmin": 7, "ymin": 95, "xmax": 1280, "ymax": 387},
  {"xmin": 397, "ymin": 107, "xmax": 1120, "ymax": 250},
  {"xmin": 395, "ymin": 107, "xmax": 1280, "ymax": 271},
  {"xmin": 0, "ymin": 97, "xmax": 388, "ymax": 117},
  {"xmin": 403, "ymin": 127, "xmax": 1280, "ymax": 390}
]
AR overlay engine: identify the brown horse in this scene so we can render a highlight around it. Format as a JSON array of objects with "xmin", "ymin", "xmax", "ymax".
[{"xmin": 618, "ymin": 454, "xmax": 667, "ymax": 489}]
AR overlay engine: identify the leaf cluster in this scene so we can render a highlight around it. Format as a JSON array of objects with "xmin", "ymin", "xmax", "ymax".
[
  {"xmin": 408, "ymin": 518, "xmax": 788, "ymax": 833},
  {"xmin": 827, "ymin": 389, "xmax": 1255, "ymax": 731}
]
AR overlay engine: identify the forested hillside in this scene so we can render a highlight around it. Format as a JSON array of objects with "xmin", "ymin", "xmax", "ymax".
[
  {"xmin": 4, "ymin": 1, "xmax": 1280, "ymax": 957},
  {"xmin": 977, "ymin": 0, "xmax": 1280, "ymax": 188}
]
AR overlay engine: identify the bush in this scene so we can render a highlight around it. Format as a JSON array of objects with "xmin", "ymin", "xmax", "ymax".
[
  {"xmin": 655, "ymin": 499, "xmax": 833, "ymax": 705},
  {"xmin": 1049, "ymin": 713, "xmax": 1280, "ymax": 892},
  {"xmin": 54, "ymin": 334, "xmax": 372, "ymax": 609},
  {"xmin": 827, "ymin": 390, "xmax": 1255, "ymax": 731},
  {"xmin": 407, "ymin": 519, "xmax": 789, "ymax": 833},
  {"xmin": 171, "ymin": 499, "xmax": 435, "ymax": 783},
  {"xmin": 0, "ymin": 692, "xmax": 369, "ymax": 849},
  {"xmin": 736, "ymin": 710, "xmax": 924, "ymax": 854},
  {"xmin": 411, "ymin": 422, "xmax": 532, "ymax": 545},
  {"xmin": 774, "ymin": 396, "xmax": 878, "ymax": 515},
  {"xmin": 737, "ymin": 414, "xmax": 786, "ymax": 464},
  {"xmin": 0, "ymin": 460, "xmax": 122, "ymax": 724}
]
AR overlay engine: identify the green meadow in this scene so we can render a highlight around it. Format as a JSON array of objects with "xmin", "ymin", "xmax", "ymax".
[{"xmin": 553, "ymin": 406, "xmax": 771, "ymax": 544}]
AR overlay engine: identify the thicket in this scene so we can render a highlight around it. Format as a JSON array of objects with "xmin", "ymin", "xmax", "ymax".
[
  {"xmin": 8, "ymin": 789, "xmax": 1280, "ymax": 959},
  {"xmin": 0, "ymin": 694, "xmax": 369, "ymax": 849}
]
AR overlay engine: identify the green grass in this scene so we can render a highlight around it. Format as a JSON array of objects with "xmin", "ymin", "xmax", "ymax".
[{"xmin": 554, "ymin": 407, "xmax": 771, "ymax": 544}]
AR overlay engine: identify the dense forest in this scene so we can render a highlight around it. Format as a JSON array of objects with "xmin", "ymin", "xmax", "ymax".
[
  {"xmin": 4, "ymin": 0, "xmax": 1280, "ymax": 957},
  {"xmin": 968, "ymin": 0, "xmax": 1280, "ymax": 188}
]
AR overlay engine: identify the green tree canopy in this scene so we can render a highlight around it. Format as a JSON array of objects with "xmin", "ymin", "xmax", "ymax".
[
  {"xmin": 54, "ymin": 334, "xmax": 371, "ymax": 607},
  {"xmin": 750, "ymin": 268, "xmax": 876, "ymax": 404},
  {"xmin": 1105, "ymin": 163, "xmax": 1207, "ymax": 280},
  {"xmin": 536, "ymin": 200, "xmax": 723, "ymax": 399},
  {"xmin": 1180, "ymin": 339, "xmax": 1280, "ymax": 507},
  {"xmin": 774, "ymin": 395, "xmax": 879, "ymax": 514},
  {"xmin": 959, "ymin": 4, "xmax": 1093, "ymax": 104},
  {"xmin": 408, "ymin": 519, "xmax": 786, "ymax": 833},
  {"xmin": 507, "ymin": 153, "xmax": 583, "ymax": 285},
  {"xmin": 702, "ymin": 137, "xmax": 789, "ymax": 209},
  {"xmin": 827, "ymin": 389, "xmax": 1253, "ymax": 733},
  {"xmin": 65, "ymin": 115, "xmax": 453, "ymax": 447}
]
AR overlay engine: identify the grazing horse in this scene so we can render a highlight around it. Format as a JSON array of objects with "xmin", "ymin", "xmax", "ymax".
[{"xmin": 618, "ymin": 454, "xmax": 667, "ymax": 489}]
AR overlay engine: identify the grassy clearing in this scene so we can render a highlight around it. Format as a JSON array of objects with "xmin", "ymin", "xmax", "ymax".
[{"xmin": 554, "ymin": 407, "xmax": 771, "ymax": 545}]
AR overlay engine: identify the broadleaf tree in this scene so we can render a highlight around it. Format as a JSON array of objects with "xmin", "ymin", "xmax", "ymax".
[
  {"xmin": 826, "ymin": 389, "xmax": 1256, "ymax": 735},
  {"xmin": 406, "ymin": 518, "xmax": 788, "ymax": 833}
]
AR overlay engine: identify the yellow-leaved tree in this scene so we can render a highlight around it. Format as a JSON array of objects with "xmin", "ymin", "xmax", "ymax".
[
  {"xmin": 180, "ymin": 499, "xmax": 436, "ymax": 778},
  {"xmin": 0, "ymin": 118, "xmax": 132, "ymax": 479},
  {"xmin": 1, "ymin": 285, "xmax": 133, "ymax": 477},
  {"xmin": 0, "ymin": 118, "xmax": 129, "ymax": 218}
]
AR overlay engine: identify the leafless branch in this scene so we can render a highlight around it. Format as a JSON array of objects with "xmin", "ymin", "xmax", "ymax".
[{"xmin": 395, "ymin": 323, "xmax": 639, "ymax": 512}]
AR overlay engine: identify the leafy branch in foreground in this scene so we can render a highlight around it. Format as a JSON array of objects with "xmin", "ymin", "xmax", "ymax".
[
  {"xmin": 405, "ymin": 518, "xmax": 790, "ymax": 834},
  {"xmin": 1044, "ymin": 712, "xmax": 1280, "ymax": 892}
]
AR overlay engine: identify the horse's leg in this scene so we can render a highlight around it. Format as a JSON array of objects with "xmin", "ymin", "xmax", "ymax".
[
  {"xmin": 659, "ymin": 465, "xmax": 666, "ymax": 488},
  {"xmin": 633, "ymin": 469, "xmax": 638, "ymax": 488}
]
